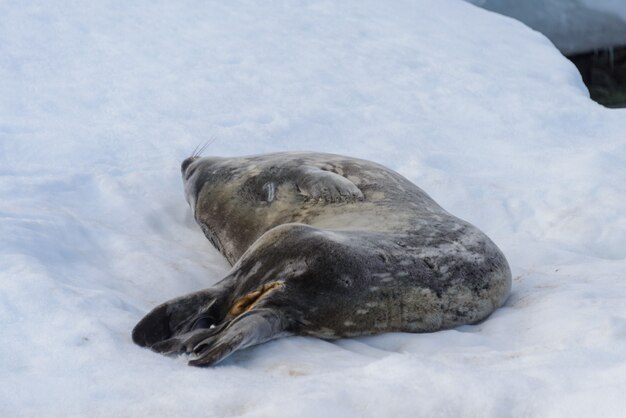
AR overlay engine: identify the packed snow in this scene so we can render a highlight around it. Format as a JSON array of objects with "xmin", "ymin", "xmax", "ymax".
[{"xmin": 1, "ymin": 0, "xmax": 625, "ymax": 416}]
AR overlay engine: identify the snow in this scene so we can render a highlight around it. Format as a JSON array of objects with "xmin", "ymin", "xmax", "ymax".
[
  {"xmin": 467, "ymin": 0, "xmax": 626, "ymax": 54},
  {"xmin": 1, "ymin": 0, "xmax": 625, "ymax": 416}
]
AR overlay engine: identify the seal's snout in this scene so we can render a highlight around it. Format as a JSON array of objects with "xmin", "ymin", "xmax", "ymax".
[{"xmin": 181, "ymin": 156, "xmax": 199, "ymax": 174}]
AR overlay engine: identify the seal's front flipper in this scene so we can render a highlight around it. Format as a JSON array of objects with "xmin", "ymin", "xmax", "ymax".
[
  {"xmin": 132, "ymin": 288, "xmax": 225, "ymax": 348},
  {"xmin": 187, "ymin": 308, "xmax": 289, "ymax": 367},
  {"xmin": 296, "ymin": 166, "xmax": 364, "ymax": 203}
]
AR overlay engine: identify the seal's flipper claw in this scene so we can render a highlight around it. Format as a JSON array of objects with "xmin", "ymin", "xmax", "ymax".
[
  {"xmin": 150, "ymin": 336, "xmax": 185, "ymax": 355},
  {"xmin": 188, "ymin": 309, "xmax": 289, "ymax": 367},
  {"xmin": 150, "ymin": 325, "xmax": 225, "ymax": 355}
]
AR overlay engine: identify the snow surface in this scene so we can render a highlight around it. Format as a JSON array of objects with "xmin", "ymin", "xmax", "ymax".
[{"xmin": 1, "ymin": 0, "xmax": 625, "ymax": 416}]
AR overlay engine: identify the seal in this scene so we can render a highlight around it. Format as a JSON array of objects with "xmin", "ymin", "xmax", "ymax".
[{"xmin": 132, "ymin": 152, "xmax": 511, "ymax": 366}]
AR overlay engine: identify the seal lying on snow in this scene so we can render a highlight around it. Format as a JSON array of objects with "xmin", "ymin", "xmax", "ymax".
[{"xmin": 132, "ymin": 152, "xmax": 511, "ymax": 366}]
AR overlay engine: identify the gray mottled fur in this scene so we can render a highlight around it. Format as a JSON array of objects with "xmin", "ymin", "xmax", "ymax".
[{"xmin": 132, "ymin": 152, "xmax": 511, "ymax": 366}]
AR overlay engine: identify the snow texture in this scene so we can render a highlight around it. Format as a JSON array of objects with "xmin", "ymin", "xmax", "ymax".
[{"xmin": 1, "ymin": 0, "xmax": 625, "ymax": 416}]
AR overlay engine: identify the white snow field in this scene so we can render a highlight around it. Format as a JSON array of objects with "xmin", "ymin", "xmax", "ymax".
[{"xmin": 1, "ymin": 1, "xmax": 625, "ymax": 417}]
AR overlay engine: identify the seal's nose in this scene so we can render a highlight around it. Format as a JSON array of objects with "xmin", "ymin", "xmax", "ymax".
[{"xmin": 181, "ymin": 156, "xmax": 198, "ymax": 174}]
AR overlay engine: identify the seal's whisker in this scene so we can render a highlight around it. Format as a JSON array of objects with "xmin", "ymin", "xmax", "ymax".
[
  {"xmin": 191, "ymin": 143, "xmax": 201, "ymax": 158},
  {"xmin": 189, "ymin": 137, "xmax": 216, "ymax": 159},
  {"xmin": 196, "ymin": 137, "xmax": 216, "ymax": 157}
]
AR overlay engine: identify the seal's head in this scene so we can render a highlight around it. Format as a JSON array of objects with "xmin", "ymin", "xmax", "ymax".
[{"xmin": 180, "ymin": 155, "xmax": 226, "ymax": 215}]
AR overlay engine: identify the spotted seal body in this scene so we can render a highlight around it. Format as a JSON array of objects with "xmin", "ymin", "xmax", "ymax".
[{"xmin": 132, "ymin": 152, "xmax": 511, "ymax": 366}]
